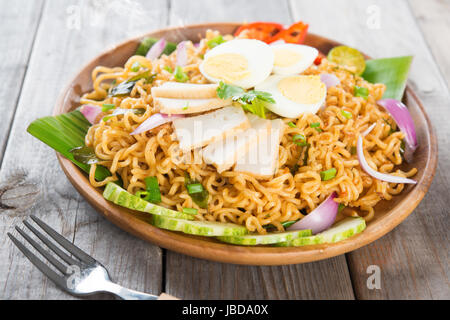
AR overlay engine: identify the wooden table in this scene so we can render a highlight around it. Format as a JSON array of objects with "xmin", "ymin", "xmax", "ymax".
[{"xmin": 0, "ymin": 0, "xmax": 448, "ymax": 300}]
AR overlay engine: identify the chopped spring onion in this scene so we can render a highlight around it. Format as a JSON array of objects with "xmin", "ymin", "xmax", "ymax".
[
  {"xmin": 144, "ymin": 176, "xmax": 161, "ymax": 203},
  {"xmin": 163, "ymin": 65, "xmax": 173, "ymax": 73},
  {"xmin": 350, "ymin": 146, "xmax": 357, "ymax": 155},
  {"xmin": 207, "ymin": 35, "xmax": 225, "ymax": 49},
  {"xmin": 357, "ymin": 124, "xmax": 416, "ymax": 184},
  {"xmin": 174, "ymin": 66, "xmax": 189, "ymax": 82},
  {"xmin": 338, "ymin": 203, "xmax": 345, "ymax": 212},
  {"xmin": 341, "ymin": 109, "xmax": 353, "ymax": 119},
  {"xmin": 102, "ymin": 104, "xmax": 116, "ymax": 112},
  {"xmin": 186, "ymin": 183, "xmax": 204, "ymax": 194},
  {"xmin": 293, "ymin": 134, "xmax": 307, "ymax": 146},
  {"xmin": 135, "ymin": 177, "xmax": 161, "ymax": 203},
  {"xmin": 288, "ymin": 121, "xmax": 297, "ymax": 128},
  {"xmin": 354, "ymin": 86, "xmax": 369, "ymax": 99},
  {"xmin": 288, "ymin": 192, "xmax": 339, "ymax": 234},
  {"xmin": 182, "ymin": 207, "xmax": 198, "ymax": 215},
  {"xmin": 185, "ymin": 173, "xmax": 209, "ymax": 209},
  {"xmin": 131, "ymin": 61, "xmax": 140, "ymax": 72},
  {"xmin": 320, "ymin": 168, "xmax": 336, "ymax": 181},
  {"xmin": 310, "ymin": 122, "xmax": 322, "ymax": 132}
]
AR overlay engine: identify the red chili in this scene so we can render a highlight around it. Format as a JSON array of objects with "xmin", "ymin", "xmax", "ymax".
[
  {"xmin": 234, "ymin": 22, "xmax": 284, "ymax": 43},
  {"xmin": 267, "ymin": 21, "xmax": 309, "ymax": 44},
  {"xmin": 314, "ymin": 52, "xmax": 325, "ymax": 65}
]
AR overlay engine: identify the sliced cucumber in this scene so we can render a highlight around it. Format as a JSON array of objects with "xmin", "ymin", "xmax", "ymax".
[
  {"xmin": 151, "ymin": 215, "xmax": 248, "ymax": 236},
  {"xmin": 217, "ymin": 229, "xmax": 312, "ymax": 246},
  {"xmin": 103, "ymin": 182, "xmax": 194, "ymax": 220},
  {"xmin": 276, "ymin": 217, "xmax": 366, "ymax": 247}
]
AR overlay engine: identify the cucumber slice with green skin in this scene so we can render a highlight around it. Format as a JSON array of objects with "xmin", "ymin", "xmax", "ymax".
[
  {"xmin": 217, "ymin": 229, "xmax": 312, "ymax": 246},
  {"xmin": 103, "ymin": 182, "xmax": 194, "ymax": 220},
  {"xmin": 276, "ymin": 217, "xmax": 366, "ymax": 247},
  {"xmin": 151, "ymin": 215, "xmax": 248, "ymax": 236}
]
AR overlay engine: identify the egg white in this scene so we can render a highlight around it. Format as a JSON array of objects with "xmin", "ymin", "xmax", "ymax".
[
  {"xmin": 199, "ymin": 39, "xmax": 274, "ymax": 89},
  {"xmin": 255, "ymin": 75, "xmax": 326, "ymax": 118},
  {"xmin": 271, "ymin": 43, "xmax": 318, "ymax": 75}
]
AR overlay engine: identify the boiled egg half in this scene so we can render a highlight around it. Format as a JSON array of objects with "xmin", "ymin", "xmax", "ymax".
[
  {"xmin": 271, "ymin": 43, "xmax": 318, "ymax": 75},
  {"xmin": 255, "ymin": 75, "xmax": 327, "ymax": 118},
  {"xmin": 199, "ymin": 39, "xmax": 274, "ymax": 89}
]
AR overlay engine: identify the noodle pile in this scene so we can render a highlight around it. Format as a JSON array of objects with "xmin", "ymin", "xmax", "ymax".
[{"xmin": 82, "ymin": 30, "xmax": 416, "ymax": 234}]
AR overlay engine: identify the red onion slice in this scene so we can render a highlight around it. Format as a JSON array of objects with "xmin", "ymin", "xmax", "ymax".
[
  {"xmin": 320, "ymin": 73, "xmax": 340, "ymax": 88},
  {"xmin": 131, "ymin": 113, "xmax": 184, "ymax": 135},
  {"xmin": 288, "ymin": 192, "xmax": 339, "ymax": 234},
  {"xmin": 357, "ymin": 124, "xmax": 416, "ymax": 184},
  {"xmin": 176, "ymin": 41, "xmax": 188, "ymax": 66},
  {"xmin": 377, "ymin": 99, "xmax": 418, "ymax": 162},
  {"xmin": 80, "ymin": 104, "xmax": 102, "ymax": 124},
  {"xmin": 146, "ymin": 38, "xmax": 166, "ymax": 60}
]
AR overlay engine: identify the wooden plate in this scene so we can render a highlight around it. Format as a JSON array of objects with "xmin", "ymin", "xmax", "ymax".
[{"xmin": 54, "ymin": 23, "xmax": 437, "ymax": 265}]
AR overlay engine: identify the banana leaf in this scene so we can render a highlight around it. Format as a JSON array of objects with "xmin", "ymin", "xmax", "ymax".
[
  {"xmin": 27, "ymin": 109, "xmax": 112, "ymax": 181},
  {"xmin": 362, "ymin": 56, "xmax": 413, "ymax": 101}
]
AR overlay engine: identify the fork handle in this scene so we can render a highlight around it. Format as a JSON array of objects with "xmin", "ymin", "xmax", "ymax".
[{"xmin": 102, "ymin": 281, "xmax": 160, "ymax": 300}]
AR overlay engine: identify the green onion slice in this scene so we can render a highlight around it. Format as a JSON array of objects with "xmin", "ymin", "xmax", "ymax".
[
  {"xmin": 354, "ymin": 86, "xmax": 369, "ymax": 99},
  {"xmin": 174, "ymin": 66, "xmax": 189, "ymax": 82},
  {"xmin": 144, "ymin": 176, "xmax": 161, "ymax": 203},
  {"xmin": 320, "ymin": 168, "xmax": 337, "ymax": 181},
  {"xmin": 341, "ymin": 109, "xmax": 353, "ymax": 119}
]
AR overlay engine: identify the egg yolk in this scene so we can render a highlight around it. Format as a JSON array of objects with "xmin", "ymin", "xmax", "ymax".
[
  {"xmin": 203, "ymin": 53, "xmax": 250, "ymax": 83},
  {"xmin": 278, "ymin": 75, "xmax": 326, "ymax": 104},
  {"xmin": 273, "ymin": 49, "xmax": 302, "ymax": 67}
]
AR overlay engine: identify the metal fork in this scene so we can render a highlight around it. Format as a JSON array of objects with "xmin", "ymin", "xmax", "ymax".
[{"xmin": 7, "ymin": 215, "xmax": 174, "ymax": 300}]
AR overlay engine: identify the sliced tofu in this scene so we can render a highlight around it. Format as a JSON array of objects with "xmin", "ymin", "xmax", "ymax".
[
  {"xmin": 202, "ymin": 114, "xmax": 271, "ymax": 173},
  {"xmin": 154, "ymin": 97, "xmax": 231, "ymax": 114},
  {"xmin": 234, "ymin": 118, "xmax": 285, "ymax": 178},
  {"xmin": 151, "ymin": 82, "xmax": 219, "ymax": 99},
  {"xmin": 172, "ymin": 106, "xmax": 250, "ymax": 151}
]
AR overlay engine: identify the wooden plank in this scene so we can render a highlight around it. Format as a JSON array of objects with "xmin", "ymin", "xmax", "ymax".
[
  {"xmin": 164, "ymin": 0, "xmax": 355, "ymax": 300},
  {"xmin": 290, "ymin": 0, "xmax": 450, "ymax": 299},
  {"xmin": 409, "ymin": 0, "xmax": 450, "ymax": 88},
  {"xmin": 166, "ymin": 253, "xmax": 354, "ymax": 299},
  {"xmin": 0, "ymin": 0, "xmax": 169, "ymax": 299},
  {"xmin": 0, "ymin": 0, "xmax": 44, "ymax": 165}
]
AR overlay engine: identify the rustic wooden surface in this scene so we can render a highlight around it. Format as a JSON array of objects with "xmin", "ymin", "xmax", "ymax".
[{"xmin": 0, "ymin": 0, "xmax": 448, "ymax": 300}]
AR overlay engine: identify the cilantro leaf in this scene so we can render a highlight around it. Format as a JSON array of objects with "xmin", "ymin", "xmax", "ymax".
[{"xmin": 216, "ymin": 82, "xmax": 275, "ymax": 118}]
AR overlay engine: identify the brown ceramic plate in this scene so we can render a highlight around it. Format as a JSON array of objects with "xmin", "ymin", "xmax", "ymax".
[{"xmin": 54, "ymin": 23, "xmax": 437, "ymax": 265}]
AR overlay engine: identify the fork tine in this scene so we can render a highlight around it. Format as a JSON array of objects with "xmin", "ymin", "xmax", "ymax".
[
  {"xmin": 30, "ymin": 215, "xmax": 96, "ymax": 265},
  {"xmin": 15, "ymin": 226, "xmax": 68, "ymax": 274},
  {"xmin": 7, "ymin": 232, "xmax": 67, "ymax": 290},
  {"xmin": 23, "ymin": 220, "xmax": 80, "ymax": 267}
]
